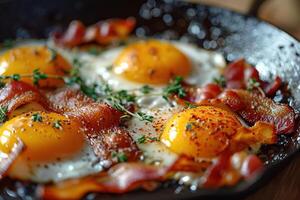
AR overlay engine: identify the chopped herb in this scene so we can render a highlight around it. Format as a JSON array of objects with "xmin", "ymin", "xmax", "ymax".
[
  {"xmin": 32, "ymin": 113, "xmax": 43, "ymax": 122},
  {"xmin": 33, "ymin": 69, "xmax": 48, "ymax": 86},
  {"xmin": 185, "ymin": 123, "xmax": 193, "ymax": 131},
  {"xmin": 72, "ymin": 58, "xmax": 83, "ymax": 68},
  {"xmin": 11, "ymin": 74, "xmax": 21, "ymax": 81},
  {"xmin": 2, "ymin": 39, "xmax": 14, "ymax": 49},
  {"xmin": 0, "ymin": 106, "xmax": 8, "ymax": 123},
  {"xmin": 163, "ymin": 76, "xmax": 186, "ymax": 101},
  {"xmin": 184, "ymin": 101, "xmax": 197, "ymax": 109},
  {"xmin": 106, "ymin": 65, "xmax": 113, "ymax": 71},
  {"xmin": 53, "ymin": 120, "xmax": 62, "ymax": 129},
  {"xmin": 137, "ymin": 135, "xmax": 146, "ymax": 144},
  {"xmin": 0, "ymin": 81, "xmax": 5, "ymax": 88},
  {"xmin": 247, "ymin": 78, "xmax": 260, "ymax": 91},
  {"xmin": 87, "ymin": 47, "xmax": 103, "ymax": 55},
  {"xmin": 48, "ymin": 47, "xmax": 57, "ymax": 61},
  {"xmin": 136, "ymin": 112, "xmax": 154, "ymax": 122},
  {"xmin": 213, "ymin": 75, "xmax": 226, "ymax": 87},
  {"xmin": 140, "ymin": 85, "xmax": 153, "ymax": 94},
  {"xmin": 112, "ymin": 152, "xmax": 128, "ymax": 163},
  {"xmin": 148, "ymin": 137, "xmax": 159, "ymax": 142}
]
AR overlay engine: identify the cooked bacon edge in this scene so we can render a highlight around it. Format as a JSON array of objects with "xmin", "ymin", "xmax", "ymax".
[
  {"xmin": 42, "ymin": 152, "xmax": 264, "ymax": 199},
  {"xmin": 42, "ymin": 163, "xmax": 167, "ymax": 199},
  {"xmin": 219, "ymin": 89, "xmax": 295, "ymax": 134},
  {"xmin": 88, "ymin": 128, "xmax": 141, "ymax": 163},
  {"xmin": 46, "ymin": 87, "xmax": 122, "ymax": 132},
  {"xmin": 53, "ymin": 18, "xmax": 136, "ymax": 47},
  {"xmin": 0, "ymin": 81, "xmax": 49, "ymax": 114}
]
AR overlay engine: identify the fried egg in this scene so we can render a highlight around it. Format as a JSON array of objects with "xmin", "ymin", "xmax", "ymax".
[
  {"xmin": 1, "ymin": 111, "xmax": 102, "ymax": 183},
  {"xmin": 68, "ymin": 39, "xmax": 226, "ymax": 90},
  {"xmin": 0, "ymin": 39, "xmax": 230, "ymax": 183}
]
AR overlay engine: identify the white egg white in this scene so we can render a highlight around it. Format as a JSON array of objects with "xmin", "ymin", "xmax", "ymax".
[{"xmin": 8, "ymin": 140, "xmax": 103, "ymax": 183}]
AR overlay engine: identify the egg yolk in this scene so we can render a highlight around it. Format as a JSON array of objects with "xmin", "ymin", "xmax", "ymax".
[
  {"xmin": 0, "ymin": 46, "xmax": 71, "ymax": 87},
  {"xmin": 113, "ymin": 40, "xmax": 191, "ymax": 84},
  {"xmin": 0, "ymin": 111, "xmax": 85, "ymax": 162},
  {"xmin": 161, "ymin": 106, "xmax": 275, "ymax": 158}
]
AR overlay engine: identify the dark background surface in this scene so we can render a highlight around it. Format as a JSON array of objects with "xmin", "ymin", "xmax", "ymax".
[{"xmin": 0, "ymin": 0, "xmax": 299, "ymax": 199}]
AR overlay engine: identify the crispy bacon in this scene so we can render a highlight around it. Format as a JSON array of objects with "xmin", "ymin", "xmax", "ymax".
[
  {"xmin": 263, "ymin": 76, "xmax": 282, "ymax": 97},
  {"xmin": 42, "ymin": 152, "xmax": 263, "ymax": 199},
  {"xmin": 52, "ymin": 20, "xmax": 86, "ymax": 47},
  {"xmin": 203, "ymin": 152, "xmax": 263, "ymax": 187},
  {"xmin": 47, "ymin": 87, "xmax": 122, "ymax": 132},
  {"xmin": 84, "ymin": 18, "xmax": 136, "ymax": 45},
  {"xmin": 219, "ymin": 89, "xmax": 295, "ymax": 134},
  {"xmin": 53, "ymin": 18, "xmax": 136, "ymax": 47},
  {"xmin": 88, "ymin": 128, "xmax": 141, "ymax": 163},
  {"xmin": 184, "ymin": 83, "xmax": 223, "ymax": 102},
  {"xmin": 224, "ymin": 58, "xmax": 260, "ymax": 89},
  {"xmin": 0, "ymin": 81, "xmax": 49, "ymax": 114},
  {"xmin": 42, "ymin": 163, "xmax": 166, "ymax": 199}
]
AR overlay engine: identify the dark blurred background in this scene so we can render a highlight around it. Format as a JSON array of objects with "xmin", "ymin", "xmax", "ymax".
[{"xmin": 187, "ymin": 0, "xmax": 300, "ymax": 40}]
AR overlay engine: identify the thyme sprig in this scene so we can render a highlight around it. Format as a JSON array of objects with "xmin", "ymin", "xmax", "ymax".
[{"xmin": 0, "ymin": 106, "xmax": 8, "ymax": 123}]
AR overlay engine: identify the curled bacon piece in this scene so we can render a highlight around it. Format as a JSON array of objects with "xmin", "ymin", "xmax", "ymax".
[
  {"xmin": 47, "ymin": 87, "xmax": 122, "ymax": 132},
  {"xmin": 53, "ymin": 18, "xmax": 136, "ymax": 47},
  {"xmin": 183, "ymin": 83, "xmax": 223, "ymax": 102},
  {"xmin": 88, "ymin": 128, "xmax": 141, "ymax": 163},
  {"xmin": 223, "ymin": 59, "xmax": 283, "ymax": 97},
  {"xmin": 203, "ymin": 152, "xmax": 263, "ymax": 187},
  {"xmin": 224, "ymin": 58, "xmax": 259, "ymax": 89},
  {"xmin": 42, "ymin": 163, "xmax": 166, "ymax": 199},
  {"xmin": 219, "ymin": 89, "xmax": 295, "ymax": 134},
  {"xmin": 0, "ymin": 81, "xmax": 49, "ymax": 115},
  {"xmin": 42, "ymin": 152, "xmax": 263, "ymax": 199}
]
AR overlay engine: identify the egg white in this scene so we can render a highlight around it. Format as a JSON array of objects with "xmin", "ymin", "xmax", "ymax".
[
  {"xmin": 8, "ymin": 140, "xmax": 103, "ymax": 183},
  {"xmin": 4, "ymin": 39, "xmax": 226, "ymax": 183}
]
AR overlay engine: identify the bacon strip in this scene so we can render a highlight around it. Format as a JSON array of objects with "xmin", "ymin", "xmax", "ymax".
[
  {"xmin": 88, "ymin": 128, "xmax": 141, "ymax": 163},
  {"xmin": 219, "ymin": 89, "xmax": 295, "ymax": 134},
  {"xmin": 53, "ymin": 18, "xmax": 136, "ymax": 47},
  {"xmin": 0, "ymin": 81, "xmax": 49, "ymax": 114},
  {"xmin": 203, "ymin": 152, "xmax": 263, "ymax": 187},
  {"xmin": 42, "ymin": 151, "xmax": 264, "ymax": 199},
  {"xmin": 42, "ymin": 163, "xmax": 167, "ymax": 199},
  {"xmin": 47, "ymin": 87, "xmax": 122, "ymax": 132}
]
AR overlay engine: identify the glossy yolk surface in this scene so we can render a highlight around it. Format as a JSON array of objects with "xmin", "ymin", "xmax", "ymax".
[
  {"xmin": 113, "ymin": 40, "xmax": 191, "ymax": 84},
  {"xmin": 0, "ymin": 111, "xmax": 85, "ymax": 161},
  {"xmin": 161, "ymin": 106, "xmax": 276, "ymax": 158},
  {"xmin": 0, "ymin": 46, "xmax": 71, "ymax": 87}
]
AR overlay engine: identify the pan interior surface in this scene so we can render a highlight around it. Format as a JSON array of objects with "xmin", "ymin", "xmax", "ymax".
[{"xmin": 0, "ymin": 0, "xmax": 299, "ymax": 199}]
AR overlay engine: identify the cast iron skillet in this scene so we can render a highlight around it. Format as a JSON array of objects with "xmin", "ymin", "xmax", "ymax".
[{"xmin": 0, "ymin": 0, "xmax": 300, "ymax": 199}]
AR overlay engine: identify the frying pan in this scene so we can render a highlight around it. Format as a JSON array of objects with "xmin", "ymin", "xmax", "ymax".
[{"xmin": 0, "ymin": 0, "xmax": 299, "ymax": 199}]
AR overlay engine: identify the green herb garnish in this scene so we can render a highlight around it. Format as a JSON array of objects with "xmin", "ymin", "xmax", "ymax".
[
  {"xmin": 0, "ymin": 106, "xmax": 8, "ymax": 123},
  {"xmin": 137, "ymin": 135, "xmax": 146, "ymax": 144},
  {"xmin": 247, "ymin": 78, "xmax": 260, "ymax": 91},
  {"xmin": 53, "ymin": 120, "xmax": 62, "ymax": 129},
  {"xmin": 33, "ymin": 69, "xmax": 48, "ymax": 86},
  {"xmin": 213, "ymin": 75, "xmax": 226, "ymax": 87},
  {"xmin": 112, "ymin": 152, "xmax": 128, "ymax": 163},
  {"xmin": 163, "ymin": 76, "xmax": 186, "ymax": 101},
  {"xmin": 140, "ymin": 85, "xmax": 153, "ymax": 94},
  {"xmin": 32, "ymin": 113, "xmax": 43, "ymax": 122}
]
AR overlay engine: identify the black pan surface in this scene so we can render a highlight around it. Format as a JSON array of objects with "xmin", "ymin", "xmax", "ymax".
[{"xmin": 0, "ymin": 0, "xmax": 300, "ymax": 199}]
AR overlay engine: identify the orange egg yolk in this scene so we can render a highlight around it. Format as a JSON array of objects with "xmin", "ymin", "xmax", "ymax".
[
  {"xmin": 0, "ymin": 111, "xmax": 85, "ymax": 162},
  {"xmin": 0, "ymin": 46, "xmax": 71, "ymax": 87},
  {"xmin": 160, "ymin": 106, "xmax": 276, "ymax": 158},
  {"xmin": 113, "ymin": 40, "xmax": 191, "ymax": 84}
]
